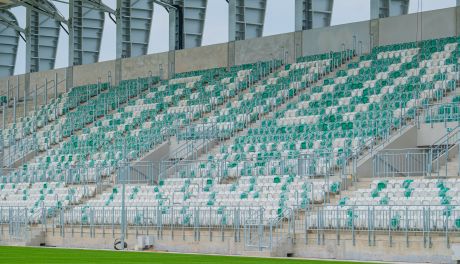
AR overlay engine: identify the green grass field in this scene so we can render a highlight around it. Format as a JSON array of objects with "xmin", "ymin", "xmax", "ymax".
[{"xmin": 0, "ymin": 246, "xmax": 375, "ymax": 264}]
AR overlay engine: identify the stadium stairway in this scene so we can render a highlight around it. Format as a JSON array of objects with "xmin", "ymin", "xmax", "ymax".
[
  {"xmin": 195, "ymin": 56, "xmax": 361, "ymax": 164},
  {"xmin": 156, "ymin": 53, "xmax": 358, "ymax": 185},
  {"xmin": 151, "ymin": 62, "xmax": 284, "ymax": 166}
]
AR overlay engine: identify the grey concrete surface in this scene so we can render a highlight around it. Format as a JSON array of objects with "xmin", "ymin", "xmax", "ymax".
[
  {"xmin": 417, "ymin": 122, "xmax": 459, "ymax": 146},
  {"xmin": 235, "ymin": 32, "xmax": 295, "ymax": 65},
  {"xmin": 379, "ymin": 7, "xmax": 456, "ymax": 46},
  {"xmin": 175, "ymin": 43, "xmax": 228, "ymax": 74},
  {"xmin": 303, "ymin": 21, "xmax": 371, "ymax": 56}
]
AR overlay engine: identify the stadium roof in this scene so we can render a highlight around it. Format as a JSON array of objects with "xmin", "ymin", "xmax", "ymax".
[{"xmin": 0, "ymin": 0, "xmax": 15, "ymax": 9}]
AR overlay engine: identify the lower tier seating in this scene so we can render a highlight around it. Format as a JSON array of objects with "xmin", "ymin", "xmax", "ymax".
[
  {"xmin": 69, "ymin": 175, "xmax": 341, "ymax": 225},
  {"xmin": 0, "ymin": 182, "xmax": 95, "ymax": 223}
]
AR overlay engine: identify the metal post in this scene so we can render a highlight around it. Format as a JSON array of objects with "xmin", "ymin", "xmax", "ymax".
[
  {"xmin": 55, "ymin": 72, "xmax": 58, "ymax": 100},
  {"xmin": 24, "ymin": 80, "xmax": 27, "ymax": 118},
  {"xmin": 16, "ymin": 76, "xmax": 19, "ymax": 106},
  {"xmin": 34, "ymin": 84, "xmax": 38, "ymax": 112},
  {"xmin": 120, "ymin": 166, "xmax": 126, "ymax": 250},
  {"xmin": 2, "ymin": 104, "xmax": 5, "ymax": 129},
  {"xmin": 352, "ymin": 35, "xmax": 356, "ymax": 52},
  {"xmin": 44, "ymin": 78, "xmax": 48, "ymax": 105},
  {"xmin": 352, "ymin": 206, "xmax": 355, "ymax": 246},
  {"xmin": 13, "ymin": 97, "xmax": 16, "ymax": 123},
  {"xmin": 6, "ymin": 79, "xmax": 10, "ymax": 104}
]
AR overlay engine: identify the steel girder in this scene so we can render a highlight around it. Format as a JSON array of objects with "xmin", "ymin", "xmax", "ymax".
[
  {"xmin": 25, "ymin": 0, "xmax": 61, "ymax": 72},
  {"xmin": 116, "ymin": 0, "xmax": 155, "ymax": 58},
  {"xmin": 371, "ymin": 0, "xmax": 409, "ymax": 19},
  {"xmin": 295, "ymin": 0, "xmax": 333, "ymax": 31},
  {"xmin": 182, "ymin": 0, "xmax": 207, "ymax": 49},
  {"xmin": 228, "ymin": 0, "xmax": 267, "ymax": 41},
  {"xmin": 0, "ymin": 10, "xmax": 20, "ymax": 77},
  {"xmin": 166, "ymin": 0, "xmax": 207, "ymax": 50},
  {"xmin": 69, "ymin": 0, "xmax": 106, "ymax": 66}
]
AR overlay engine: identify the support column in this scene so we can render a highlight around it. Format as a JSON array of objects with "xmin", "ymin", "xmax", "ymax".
[
  {"xmin": 25, "ymin": 7, "xmax": 32, "ymax": 74},
  {"xmin": 66, "ymin": 66, "xmax": 73, "ymax": 93},
  {"xmin": 294, "ymin": 31, "xmax": 303, "ymax": 61},
  {"xmin": 24, "ymin": 73, "xmax": 30, "ymax": 117},
  {"xmin": 228, "ymin": 0, "xmax": 236, "ymax": 41},
  {"xmin": 457, "ymin": 2, "xmax": 460, "ymax": 36},
  {"xmin": 227, "ymin": 41, "xmax": 236, "ymax": 69},
  {"xmin": 370, "ymin": 19, "xmax": 380, "ymax": 50},
  {"xmin": 115, "ymin": 59, "xmax": 122, "ymax": 86},
  {"xmin": 168, "ymin": 51, "xmax": 175, "ymax": 79},
  {"xmin": 68, "ymin": 0, "xmax": 75, "ymax": 66},
  {"xmin": 169, "ymin": 8, "xmax": 179, "ymax": 51},
  {"xmin": 116, "ymin": 0, "xmax": 123, "ymax": 59}
]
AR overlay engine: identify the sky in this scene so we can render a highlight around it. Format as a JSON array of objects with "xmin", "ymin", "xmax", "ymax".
[{"xmin": 9, "ymin": 0, "xmax": 458, "ymax": 75}]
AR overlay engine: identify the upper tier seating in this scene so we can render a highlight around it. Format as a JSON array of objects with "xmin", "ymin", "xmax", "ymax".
[
  {"xmin": 194, "ymin": 37, "xmax": 459, "ymax": 179},
  {"xmin": 172, "ymin": 51, "xmax": 354, "ymax": 179},
  {"xmin": 1, "ymin": 60, "xmax": 279, "ymax": 184},
  {"xmin": 2, "ymin": 82, "xmax": 109, "ymax": 148}
]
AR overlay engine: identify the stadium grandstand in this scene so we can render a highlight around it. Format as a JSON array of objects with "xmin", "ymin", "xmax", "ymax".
[{"xmin": 0, "ymin": 0, "xmax": 459, "ymax": 263}]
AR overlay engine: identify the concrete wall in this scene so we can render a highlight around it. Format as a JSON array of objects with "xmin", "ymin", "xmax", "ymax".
[
  {"xmin": 175, "ymin": 43, "xmax": 228, "ymax": 74},
  {"xmin": 234, "ymin": 33, "xmax": 295, "ymax": 65},
  {"xmin": 357, "ymin": 125, "xmax": 418, "ymax": 178},
  {"xmin": 379, "ymin": 7, "xmax": 457, "ymax": 46},
  {"xmin": 417, "ymin": 122, "xmax": 459, "ymax": 146},
  {"xmin": 29, "ymin": 68, "xmax": 67, "ymax": 96},
  {"xmin": 38, "ymin": 227, "xmax": 459, "ymax": 263},
  {"xmin": 73, "ymin": 60, "xmax": 116, "ymax": 86},
  {"xmin": 302, "ymin": 21, "xmax": 371, "ymax": 56},
  {"xmin": 122, "ymin": 52, "xmax": 170, "ymax": 80},
  {"xmin": 0, "ymin": 68, "xmax": 66, "ymax": 102},
  {"xmin": 0, "ymin": 74, "xmax": 26, "ymax": 100},
  {"xmin": 457, "ymin": 5, "xmax": 460, "ymax": 36}
]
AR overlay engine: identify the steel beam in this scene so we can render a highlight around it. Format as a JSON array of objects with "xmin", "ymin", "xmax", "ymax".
[
  {"xmin": 228, "ymin": 0, "xmax": 266, "ymax": 41},
  {"xmin": 182, "ymin": 0, "xmax": 207, "ymax": 49},
  {"xmin": 68, "ymin": 0, "xmax": 105, "ymax": 66},
  {"xmin": 82, "ymin": 0, "xmax": 115, "ymax": 13},
  {"xmin": 10, "ymin": 0, "xmax": 66, "ymax": 22},
  {"xmin": 167, "ymin": 0, "xmax": 207, "ymax": 50},
  {"xmin": 168, "ymin": 3, "xmax": 178, "ymax": 51},
  {"xmin": 295, "ymin": 0, "xmax": 333, "ymax": 31},
  {"xmin": 25, "ymin": 2, "xmax": 60, "ymax": 72},
  {"xmin": 0, "ymin": 10, "xmax": 19, "ymax": 77},
  {"xmin": 116, "ymin": 0, "xmax": 154, "ymax": 59}
]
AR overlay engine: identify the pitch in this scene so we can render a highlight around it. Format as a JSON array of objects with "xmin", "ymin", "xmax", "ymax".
[{"xmin": 0, "ymin": 246, "xmax": 374, "ymax": 264}]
